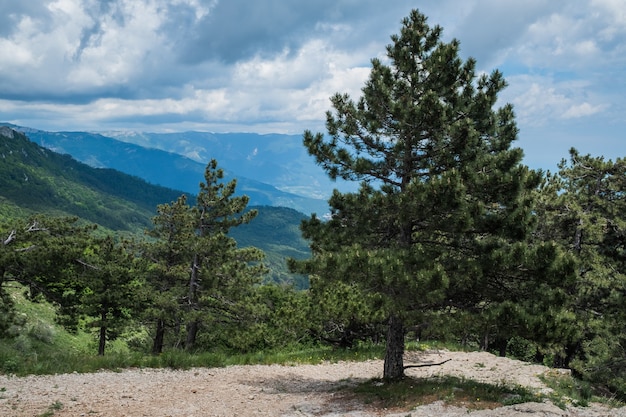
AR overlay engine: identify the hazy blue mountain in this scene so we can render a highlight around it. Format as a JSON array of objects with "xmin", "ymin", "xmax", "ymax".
[
  {"xmin": 6, "ymin": 124, "xmax": 335, "ymax": 215},
  {"xmin": 104, "ymin": 130, "xmax": 356, "ymax": 201},
  {"xmin": 0, "ymin": 126, "xmax": 311, "ymax": 286}
]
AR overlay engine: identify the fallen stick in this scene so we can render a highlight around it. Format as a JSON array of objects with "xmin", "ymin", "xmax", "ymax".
[{"xmin": 403, "ymin": 358, "xmax": 451, "ymax": 369}]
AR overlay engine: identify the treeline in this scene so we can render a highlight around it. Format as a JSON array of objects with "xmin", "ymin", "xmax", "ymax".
[{"xmin": 0, "ymin": 159, "xmax": 306, "ymax": 357}]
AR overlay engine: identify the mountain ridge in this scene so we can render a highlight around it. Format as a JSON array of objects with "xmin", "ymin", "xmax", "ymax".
[{"xmin": 4, "ymin": 124, "xmax": 345, "ymax": 215}]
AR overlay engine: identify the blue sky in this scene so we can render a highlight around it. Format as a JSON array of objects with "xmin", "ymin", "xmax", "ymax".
[{"xmin": 0, "ymin": 0, "xmax": 624, "ymax": 171}]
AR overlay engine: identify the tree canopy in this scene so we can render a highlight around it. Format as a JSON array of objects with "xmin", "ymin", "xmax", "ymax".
[
  {"xmin": 291, "ymin": 8, "xmax": 572, "ymax": 380},
  {"xmin": 535, "ymin": 149, "xmax": 626, "ymax": 392}
]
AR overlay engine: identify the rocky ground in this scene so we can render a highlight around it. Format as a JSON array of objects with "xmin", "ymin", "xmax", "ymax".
[{"xmin": 1, "ymin": 350, "xmax": 625, "ymax": 416}]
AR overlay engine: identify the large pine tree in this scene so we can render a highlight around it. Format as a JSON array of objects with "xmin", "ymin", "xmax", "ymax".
[{"xmin": 292, "ymin": 9, "xmax": 569, "ymax": 379}]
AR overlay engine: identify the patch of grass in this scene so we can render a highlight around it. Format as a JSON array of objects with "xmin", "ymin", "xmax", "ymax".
[
  {"xmin": 540, "ymin": 370, "xmax": 597, "ymax": 408},
  {"xmin": 350, "ymin": 376, "xmax": 540, "ymax": 412},
  {"xmin": 0, "ymin": 342, "xmax": 385, "ymax": 377},
  {"xmin": 235, "ymin": 342, "xmax": 385, "ymax": 366},
  {"xmin": 37, "ymin": 400, "xmax": 63, "ymax": 417}
]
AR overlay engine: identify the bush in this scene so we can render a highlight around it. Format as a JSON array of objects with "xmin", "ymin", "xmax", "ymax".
[
  {"xmin": 506, "ymin": 336, "xmax": 537, "ymax": 362},
  {"xmin": 28, "ymin": 320, "xmax": 56, "ymax": 344},
  {"xmin": 571, "ymin": 336, "xmax": 626, "ymax": 401}
]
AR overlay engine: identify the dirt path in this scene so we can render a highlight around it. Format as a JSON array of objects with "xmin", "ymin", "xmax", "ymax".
[{"xmin": 1, "ymin": 350, "xmax": 624, "ymax": 416}]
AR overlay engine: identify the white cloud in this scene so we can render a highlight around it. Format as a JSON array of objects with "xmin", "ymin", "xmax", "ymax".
[
  {"xmin": 503, "ymin": 75, "xmax": 607, "ymax": 126},
  {"xmin": 66, "ymin": 2, "xmax": 166, "ymax": 87},
  {"xmin": 514, "ymin": 3, "xmax": 626, "ymax": 72},
  {"xmin": 0, "ymin": 0, "xmax": 625, "ymax": 168},
  {"xmin": 562, "ymin": 102, "xmax": 605, "ymax": 119},
  {"xmin": 228, "ymin": 38, "xmax": 371, "ymax": 129}
]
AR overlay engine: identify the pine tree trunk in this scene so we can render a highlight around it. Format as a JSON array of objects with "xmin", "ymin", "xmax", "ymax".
[
  {"xmin": 152, "ymin": 319, "xmax": 165, "ymax": 354},
  {"xmin": 98, "ymin": 310, "xmax": 107, "ymax": 356},
  {"xmin": 383, "ymin": 314, "xmax": 405, "ymax": 380},
  {"xmin": 185, "ymin": 320, "xmax": 198, "ymax": 351},
  {"xmin": 185, "ymin": 253, "xmax": 200, "ymax": 351}
]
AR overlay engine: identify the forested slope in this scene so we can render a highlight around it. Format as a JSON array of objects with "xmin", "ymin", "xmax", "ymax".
[
  {"xmin": 0, "ymin": 126, "xmax": 183, "ymax": 231},
  {"xmin": 0, "ymin": 126, "xmax": 311, "ymax": 284},
  {"xmin": 230, "ymin": 205, "xmax": 311, "ymax": 289}
]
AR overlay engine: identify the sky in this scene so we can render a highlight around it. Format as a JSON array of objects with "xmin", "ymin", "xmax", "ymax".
[{"xmin": 0, "ymin": 0, "xmax": 624, "ymax": 171}]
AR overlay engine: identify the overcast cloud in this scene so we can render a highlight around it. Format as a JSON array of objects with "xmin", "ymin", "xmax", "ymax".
[{"xmin": 0, "ymin": 0, "xmax": 624, "ymax": 170}]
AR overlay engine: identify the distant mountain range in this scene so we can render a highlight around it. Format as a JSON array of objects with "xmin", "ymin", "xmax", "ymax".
[
  {"xmin": 4, "ymin": 124, "xmax": 357, "ymax": 215},
  {"xmin": 0, "ymin": 126, "xmax": 311, "ymax": 288}
]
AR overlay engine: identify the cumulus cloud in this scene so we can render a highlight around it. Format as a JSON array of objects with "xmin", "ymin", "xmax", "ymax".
[
  {"xmin": 562, "ymin": 102, "xmax": 605, "ymax": 119},
  {"xmin": 0, "ymin": 0, "xmax": 624, "ymax": 167},
  {"xmin": 502, "ymin": 74, "xmax": 608, "ymax": 127}
]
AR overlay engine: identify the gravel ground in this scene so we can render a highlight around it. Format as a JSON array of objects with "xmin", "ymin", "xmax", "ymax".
[{"xmin": 1, "ymin": 350, "xmax": 624, "ymax": 417}]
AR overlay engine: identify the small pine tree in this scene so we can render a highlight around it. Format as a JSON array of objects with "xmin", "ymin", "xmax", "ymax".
[
  {"xmin": 536, "ymin": 149, "xmax": 626, "ymax": 395},
  {"xmin": 145, "ymin": 160, "xmax": 267, "ymax": 352}
]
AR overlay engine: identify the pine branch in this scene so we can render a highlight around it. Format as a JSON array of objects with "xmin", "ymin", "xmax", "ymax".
[
  {"xmin": 76, "ymin": 258, "xmax": 100, "ymax": 270},
  {"xmin": 15, "ymin": 245, "xmax": 37, "ymax": 252}
]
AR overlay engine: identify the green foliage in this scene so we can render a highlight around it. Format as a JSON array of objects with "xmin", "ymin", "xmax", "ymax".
[
  {"xmin": 0, "ymin": 287, "xmax": 384, "ymax": 375},
  {"xmin": 143, "ymin": 159, "xmax": 269, "ymax": 353},
  {"xmin": 203, "ymin": 284, "xmax": 312, "ymax": 352},
  {"xmin": 0, "ymin": 220, "xmax": 143, "ymax": 356},
  {"xmin": 535, "ymin": 149, "xmax": 626, "ymax": 397},
  {"xmin": 304, "ymin": 276, "xmax": 387, "ymax": 348},
  {"xmin": 230, "ymin": 206, "xmax": 311, "ymax": 289},
  {"xmin": 0, "ymin": 286, "xmax": 16, "ymax": 337},
  {"xmin": 0, "ymin": 127, "xmax": 183, "ymax": 233},
  {"xmin": 540, "ymin": 371, "xmax": 597, "ymax": 408},
  {"xmin": 74, "ymin": 236, "xmax": 146, "ymax": 355},
  {"xmin": 292, "ymin": 8, "xmax": 566, "ymax": 380}
]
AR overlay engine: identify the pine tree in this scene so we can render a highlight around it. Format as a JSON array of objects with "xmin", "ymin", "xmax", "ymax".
[
  {"xmin": 145, "ymin": 160, "xmax": 267, "ymax": 352},
  {"xmin": 184, "ymin": 159, "xmax": 266, "ymax": 350},
  {"xmin": 76, "ymin": 236, "xmax": 142, "ymax": 355},
  {"xmin": 145, "ymin": 195, "xmax": 196, "ymax": 353},
  {"xmin": 292, "ymin": 9, "xmax": 566, "ymax": 379},
  {"xmin": 536, "ymin": 149, "xmax": 626, "ymax": 394}
]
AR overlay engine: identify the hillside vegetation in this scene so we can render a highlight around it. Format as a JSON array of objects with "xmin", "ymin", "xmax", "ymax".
[
  {"xmin": 0, "ymin": 126, "xmax": 311, "ymax": 284},
  {"xmin": 0, "ymin": 126, "xmax": 182, "ymax": 232}
]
